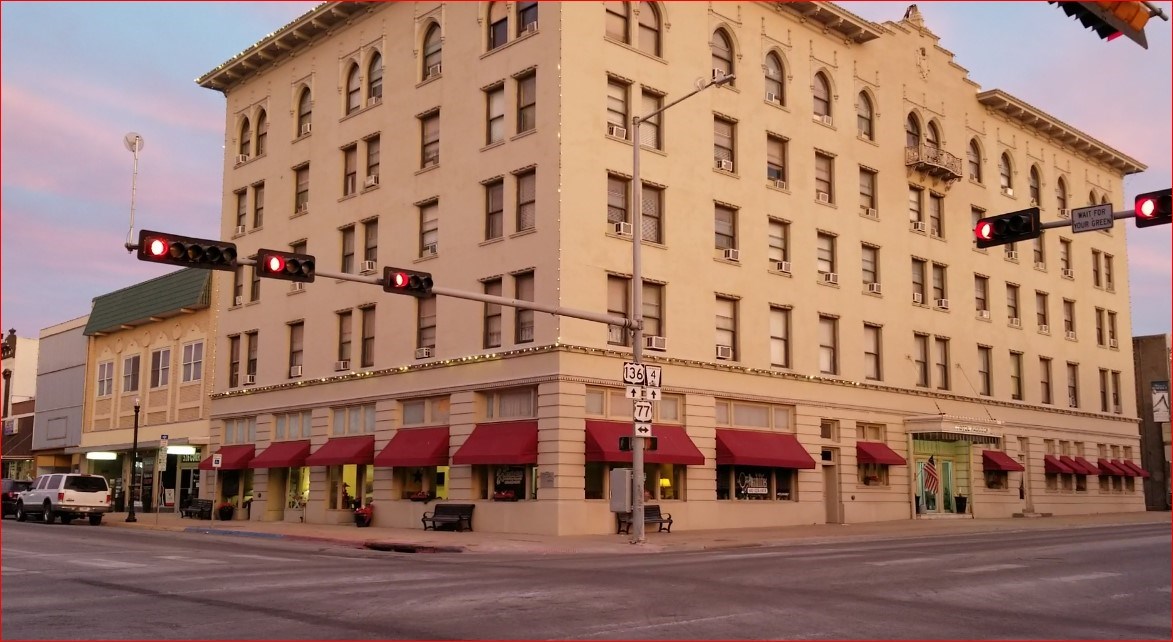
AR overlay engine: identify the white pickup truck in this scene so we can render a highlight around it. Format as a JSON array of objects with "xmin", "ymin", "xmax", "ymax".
[{"xmin": 16, "ymin": 473, "xmax": 111, "ymax": 525}]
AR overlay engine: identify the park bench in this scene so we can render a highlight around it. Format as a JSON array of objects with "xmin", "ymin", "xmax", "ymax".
[
  {"xmin": 180, "ymin": 498, "xmax": 214, "ymax": 520},
  {"xmin": 421, "ymin": 503, "xmax": 475, "ymax": 532},
  {"xmin": 616, "ymin": 504, "xmax": 673, "ymax": 534}
]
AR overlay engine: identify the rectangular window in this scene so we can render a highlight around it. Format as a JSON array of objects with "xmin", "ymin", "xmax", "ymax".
[
  {"xmin": 1010, "ymin": 351, "xmax": 1024, "ymax": 400},
  {"xmin": 246, "ymin": 331, "xmax": 258, "ymax": 378},
  {"xmin": 484, "ymin": 279, "xmax": 503, "ymax": 348},
  {"xmin": 1091, "ymin": 249, "xmax": 1102, "ymax": 287},
  {"xmin": 337, "ymin": 311, "xmax": 352, "ymax": 362},
  {"xmin": 606, "ymin": 79, "xmax": 628, "ymax": 136},
  {"xmin": 360, "ymin": 307, "xmax": 375, "ymax": 367},
  {"xmin": 1110, "ymin": 371, "xmax": 1122, "ymax": 413},
  {"xmin": 714, "ymin": 204, "xmax": 737, "ymax": 250},
  {"xmin": 975, "ymin": 275, "xmax": 989, "ymax": 313},
  {"xmin": 819, "ymin": 315, "xmax": 838, "ymax": 375},
  {"xmin": 340, "ymin": 226, "xmax": 355, "ymax": 273},
  {"xmin": 861, "ymin": 244, "xmax": 879, "ymax": 286},
  {"xmin": 235, "ymin": 190, "xmax": 246, "ymax": 229},
  {"xmin": 714, "ymin": 117, "xmax": 735, "ymax": 171},
  {"xmin": 863, "ymin": 323, "xmax": 881, "ymax": 381},
  {"xmin": 931, "ymin": 264, "xmax": 947, "ymax": 302},
  {"xmin": 182, "ymin": 341, "xmax": 203, "ymax": 383},
  {"xmin": 121, "ymin": 355, "xmax": 140, "ymax": 393},
  {"xmin": 250, "ymin": 260, "xmax": 261, "ymax": 302},
  {"xmin": 486, "ymin": 85, "xmax": 505, "ymax": 145},
  {"xmin": 908, "ymin": 187, "xmax": 923, "ymax": 223},
  {"xmin": 420, "ymin": 201, "xmax": 439, "ymax": 256},
  {"xmin": 1033, "ymin": 237, "xmax": 1045, "ymax": 266},
  {"xmin": 421, "ymin": 112, "xmax": 440, "ymax": 168},
  {"xmin": 274, "ymin": 410, "xmax": 313, "ymax": 441},
  {"xmin": 418, "ymin": 297, "xmax": 436, "ymax": 350},
  {"xmin": 817, "ymin": 232, "xmax": 836, "ymax": 274},
  {"xmin": 366, "ymin": 136, "xmax": 380, "ymax": 181},
  {"xmin": 150, "ymin": 348, "xmax": 170, "ymax": 389},
  {"xmin": 253, "ymin": 183, "xmax": 265, "ymax": 228},
  {"xmin": 770, "ymin": 306, "xmax": 790, "ymax": 368},
  {"xmin": 233, "ymin": 266, "xmax": 243, "ymax": 304},
  {"xmin": 914, "ymin": 333, "xmax": 930, "ymax": 387},
  {"xmin": 607, "ymin": 174, "xmax": 629, "ymax": 225},
  {"xmin": 934, "ymin": 337, "xmax": 950, "ymax": 390},
  {"xmin": 715, "ymin": 296, "xmax": 737, "ymax": 359},
  {"xmin": 1063, "ymin": 300, "xmax": 1076, "ymax": 334},
  {"xmin": 363, "ymin": 219, "xmax": 378, "ymax": 263},
  {"xmin": 1099, "ymin": 368, "xmax": 1110, "ymax": 412},
  {"xmin": 606, "ymin": 276, "xmax": 629, "ymax": 346},
  {"xmin": 485, "ymin": 180, "xmax": 504, "ymax": 240},
  {"xmin": 642, "ymin": 282, "xmax": 664, "ymax": 337},
  {"xmin": 1059, "ymin": 238, "xmax": 1071, "ymax": 271},
  {"xmin": 768, "ymin": 219, "xmax": 789, "ymax": 264},
  {"xmin": 1007, "ymin": 284, "xmax": 1020, "ymax": 321},
  {"xmin": 517, "ymin": 170, "xmax": 536, "ymax": 231},
  {"xmin": 641, "ymin": 184, "xmax": 663, "ymax": 243},
  {"xmin": 640, "ymin": 90, "xmax": 662, "ymax": 150},
  {"xmin": 1036, "ymin": 291, "xmax": 1049, "ymax": 328},
  {"xmin": 911, "ymin": 258, "xmax": 926, "ymax": 302},
  {"xmin": 343, "ymin": 145, "xmax": 358, "ymax": 196},
  {"xmin": 928, "ymin": 193, "xmax": 944, "ymax": 238},
  {"xmin": 814, "ymin": 153, "xmax": 834, "ymax": 203},
  {"xmin": 1067, "ymin": 362, "xmax": 1080, "ymax": 408},
  {"xmin": 1107, "ymin": 311, "xmax": 1118, "ymax": 345},
  {"xmin": 288, "ymin": 324, "xmax": 303, "ymax": 372},
  {"xmin": 332, "ymin": 403, "xmax": 376, "ymax": 436},
  {"xmin": 228, "ymin": 337, "xmax": 240, "ymax": 388},
  {"xmin": 295, "ymin": 165, "xmax": 310, "ymax": 212},
  {"xmin": 1040, "ymin": 357, "xmax": 1053, "ymax": 404},
  {"xmin": 517, "ymin": 73, "xmax": 537, "ymax": 134},
  {"xmin": 515, "ymin": 271, "xmax": 535, "ymax": 343},
  {"xmin": 1104, "ymin": 254, "xmax": 1115, "ymax": 290},
  {"xmin": 484, "ymin": 387, "xmax": 537, "ymax": 420},
  {"xmin": 767, "ymin": 135, "xmax": 788, "ymax": 183},
  {"xmin": 859, "ymin": 168, "xmax": 876, "ymax": 211},
  {"xmin": 1095, "ymin": 308, "xmax": 1105, "ymax": 345},
  {"xmin": 978, "ymin": 345, "xmax": 992, "ymax": 396}
]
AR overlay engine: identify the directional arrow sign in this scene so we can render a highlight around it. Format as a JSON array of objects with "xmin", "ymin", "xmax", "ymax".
[
  {"xmin": 625, "ymin": 385, "xmax": 643, "ymax": 399},
  {"xmin": 635, "ymin": 423, "xmax": 652, "ymax": 437}
]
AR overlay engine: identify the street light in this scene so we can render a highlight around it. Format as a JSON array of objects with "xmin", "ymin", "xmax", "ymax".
[
  {"xmin": 125, "ymin": 397, "xmax": 141, "ymax": 523},
  {"xmin": 629, "ymin": 72, "xmax": 734, "ymax": 544}
]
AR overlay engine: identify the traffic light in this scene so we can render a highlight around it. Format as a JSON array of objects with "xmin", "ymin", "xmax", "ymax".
[
  {"xmin": 136, "ymin": 229, "xmax": 238, "ymax": 271},
  {"xmin": 256, "ymin": 248, "xmax": 316, "ymax": 283},
  {"xmin": 618, "ymin": 436, "xmax": 658, "ymax": 451},
  {"xmin": 382, "ymin": 267, "xmax": 433, "ymax": 298},
  {"xmin": 1135, "ymin": 188, "xmax": 1171, "ymax": 228},
  {"xmin": 1049, "ymin": 1, "xmax": 1154, "ymax": 48},
  {"xmin": 973, "ymin": 207, "xmax": 1041, "ymax": 249}
]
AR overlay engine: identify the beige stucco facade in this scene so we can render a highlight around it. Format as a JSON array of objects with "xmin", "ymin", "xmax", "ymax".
[{"xmin": 198, "ymin": 2, "xmax": 1147, "ymax": 535}]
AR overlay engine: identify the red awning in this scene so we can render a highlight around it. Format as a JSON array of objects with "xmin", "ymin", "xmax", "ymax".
[
  {"xmin": 1097, "ymin": 458, "xmax": 1126, "ymax": 476},
  {"xmin": 198, "ymin": 444, "xmax": 255, "ymax": 471},
  {"xmin": 374, "ymin": 427, "xmax": 449, "ymax": 467},
  {"xmin": 1110, "ymin": 459, "xmax": 1137, "ymax": 477},
  {"xmin": 1059, "ymin": 455, "xmax": 1086, "ymax": 475},
  {"xmin": 982, "ymin": 450, "xmax": 1025, "ymax": 472},
  {"xmin": 856, "ymin": 441, "xmax": 906, "ymax": 466},
  {"xmin": 304, "ymin": 435, "xmax": 375, "ymax": 467},
  {"xmin": 1044, "ymin": 454, "xmax": 1074, "ymax": 474},
  {"xmin": 585, "ymin": 420, "xmax": 705, "ymax": 465},
  {"xmin": 715, "ymin": 429, "xmax": 814, "ymax": 469},
  {"xmin": 1073, "ymin": 456, "xmax": 1101, "ymax": 475},
  {"xmin": 452, "ymin": 421, "xmax": 538, "ymax": 465},
  {"xmin": 247, "ymin": 440, "xmax": 312, "ymax": 469},
  {"xmin": 1120, "ymin": 460, "xmax": 1151, "ymax": 478}
]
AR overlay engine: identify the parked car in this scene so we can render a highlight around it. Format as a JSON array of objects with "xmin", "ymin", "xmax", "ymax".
[
  {"xmin": 2, "ymin": 479, "xmax": 33, "ymax": 518},
  {"xmin": 15, "ymin": 473, "xmax": 110, "ymax": 525}
]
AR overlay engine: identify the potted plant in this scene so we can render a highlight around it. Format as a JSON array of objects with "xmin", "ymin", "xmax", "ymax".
[
  {"xmin": 492, "ymin": 489, "xmax": 517, "ymax": 502},
  {"xmin": 954, "ymin": 494, "xmax": 968, "ymax": 514},
  {"xmin": 409, "ymin": 490, "xmax": 432, "ymax": 503},
  {"xmin": 354, "ymin": 503, "xmax": 374, "ymax": 527},
  {"xmin": 216, "ymin": 502, "xmax": 235, "ymax": 521},
  {"xmin": 863, "ymin": 475, "xmax": 880, "ymax": 486}
]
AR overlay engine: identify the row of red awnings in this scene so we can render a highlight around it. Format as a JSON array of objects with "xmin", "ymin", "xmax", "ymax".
[{"xmin": 1039, "ymin": 454, "xmax": 1150, "ymax": 477}]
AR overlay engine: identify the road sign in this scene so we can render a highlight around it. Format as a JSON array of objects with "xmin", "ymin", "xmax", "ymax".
[
  {"xmin": 644, "ymin": 365, "xmax": 663, "ymax": 388},
  {"xmin": 622, "ymin": 362, "xmax": 645, "ymax": 385},
  {"xmin": 644, "ymin": 387, "xmax": 661, "ymax": 401},
  {"xmin": 156, "ymin": 449, "xmax": 168, "ymax": 472},
  {"xmin": 625, "ymin": 385, "xmax": 642, "ymax": 399},
  {"xmin": 1071, "ymin": 204, "xmax": 1113, "ymax": 233},
  {"xmin": 212, "ymin": 453, "xmax": 223, "ymax": 469},
  {"xmin": 633, "ymin": 400, "xmax": 653, "ymax": 423},
  {"xmin": 635, "ymin": 423, "xmax": 652, "ymax": 436},
  {"xmin": 159, "ymin": 434, "xmax": 169, "ymax": 450}
]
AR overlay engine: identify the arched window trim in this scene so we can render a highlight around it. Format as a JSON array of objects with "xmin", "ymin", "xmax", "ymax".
[
  {"xmin": 487, "ymin": 1, "xmax": 509, "ymax": 51},
  {"xmin": 421, "ymin": 23, "xmax": 441, "ymax": 79},
  {"xmin": 255, "ymin": 109, "xmax": 268, "ymax": 157},
  {"xmin": 999, "ymin": 152, "xmax": 1013, "ymax": 191},
  {"xmin": 604, "ymin": 1, "xmax": 630, "ymax": 44},
  {"xmin": 296, "ymin": 86, "xmax": 313, "ymax": 136},
  {"xmin": 925, "ymin": 120, "xmax": 941, "ymax": 149},
  {"xmin": 1056, "ymin": 176, "xmax": 1068, "ymax": 212},
  {"xmin": 856, "ymin": 90, "xmax": 875, "ymax": 141},
  {"xmin": 711, "ymin": 28, "xmax": 735, "ymax": 83},
  {"xmin": 812, "ymin": 71, "xmax": 832, "ymax": 119},
  {"xmin": 238, "ymin": 117, "xmax": 251, "ymax": 157},
  {"xmin": 1029, "ymin": 165, "xmax": 1042, "ymax": 204},
  {"xmin": 367, "ymin": 50, "xmax": 384, "ymax": 101},
  {"xmin": 905, "ymin": 112, "xmax": 922, "ymax": 148},
  {"xmin": 967, "ymin": 138, "xmax": 983, "ymax": 183},
  {"xmin": 764, "ymin": 51, "xmax": 785, "ymax": 105},
  {"xmin": 635, "ymin": 2, "xmax": 663, "ymax": 57},
  {"xmin": 345, "ymin": 62, "xmax": 361, "ymax": 115}
]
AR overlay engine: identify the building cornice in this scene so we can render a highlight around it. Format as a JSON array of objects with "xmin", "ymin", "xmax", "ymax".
[{"xmin": 767, "ymin": 1, "xmax": 883, "ymax": 43}]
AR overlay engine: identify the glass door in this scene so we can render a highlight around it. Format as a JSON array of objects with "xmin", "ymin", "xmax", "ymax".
[
  {"xmin": 941, "ymin": 460, "xmax": 954, "ymax": 512},
  {"xmin": 917, "ymin": 459, "xmax": 938, "ymax": 513}
]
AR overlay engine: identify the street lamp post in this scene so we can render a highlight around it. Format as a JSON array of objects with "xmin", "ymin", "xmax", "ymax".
[
  {"xmin": 125, "ymin": 397, "xmax": 141, "ymax": 523},
  {"xmin": 629, "ymin": 73, "xmax": 734, "ymax": 544}
]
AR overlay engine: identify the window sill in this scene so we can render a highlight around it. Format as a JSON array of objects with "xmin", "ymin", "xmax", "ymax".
[
  {"xmin": 1034, "ymin": 265, "xmax": 1047, "ymax": 273},
  {"xmin": 233, "ymin": 155, "xmax": 260, "ymax": 169},
  {"xmin": 863, "ymin": 289, "xmax": 881, "ymax": 298},
  {"xmin": 1004, "ymin": 256, "xmax": 1019, "ymax": 264},
  {"xmin": 339, "ymin": 101, "xmax": 380, "ymax": 124},
  {"xmin": 766, "ymin": 182, "xmax": 790, "ymax": 195},
  {"xmin": 817, "ymin": 279, "xmax": 840, "ymax": 289},
  {"xmin": 814, "ymin": 198, "xmax": 837, "ymax": 209},
  {"xmin": 287, "ymin": 288, "xmax": 306, "ymax": 297},
  {"xmin": 337, "ymin": 193, "xmax": 358, "ymax": 204},
  {"xmin": 231, "ymin": 230, "xmax": 247, "ymax": 240},
  {"xmin": 361, "ymin": 183, "xmax": 381, "ymax": 194},
  {"xmin": 290, "ymin": 209, "xmax": 309, "ymax": 220},
  {"xmin": 247, "ymin": 226, "xmax": 264, "ymax": 234},
  {"xmin": 481, "ymin": 140, "xmax": 506, "ymax": 152},
  {"xmin": 602, "ymin": 36, "xmax": 668, "ymax": 64},
  {"xmin": 972, "ymin": 247, "xmax": 988, "ymax": 255},
  {"xmin": 713, "ymin": 255, "xmax": 741, "ymax": 266},
  {"xmin": 976, "ymin": 312, "xmax": 991, "ymax": 322},
  {"xmin": 764, "ymin": 99, "xmax": 788, "ymax": 112},
  {"xmin": 510, "ymin": 128, "xmax": 538, "ymax": 142},
  {"xmin": 292, "ymin": 132, "xmax": 311, "ymax": 144},
  {"xmin": 415, "ymin": 73, "xmax": 441, "ymax": 89},
  {"xmin": 479, "ymin": 236, "xmax": 505, "ymax": 247},
  {"xmin": 1065, "ymin": 334, "xmax": 1078, "ymax": 342},
  {"xmin": 244, "ymin": 300, "xmax": 260, "ymax": 308},
  {"xmin": 509, "ymin": 228, "xmax": 537, "ymax": 239},
  {"xmin": 857, "ymin": 135, "xmax": 878, "ymax": 147},
  {"xmin": 768, "ymin": 268, "xmax": 792, "ymax": 278},
  {"xmin": 415, "ymin": 163, "xmax": 440, "ymax": 176},
  {"xmin": 413, "ymin": 253, "xmax": 438, "ymax": 264},
  {"xmin": 713, "ymin": 167, "xmax": 740, "ymax": 179},
  {"xmin": 605, "ymin": 133, "xmax": 632, "ymax": 145}
]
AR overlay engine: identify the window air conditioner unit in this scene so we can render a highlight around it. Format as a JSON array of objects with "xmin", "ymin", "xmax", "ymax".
[
  {"xmin": 766, "ymin": 92, "xmax": 778, "ymax": 103},
  {"xmin": 360, "ymin": 260, "xmax": 377, "ymax": 273},
  {"xmin": 365, "ymin": 175, "xmax": 379, "ymax": 187},
  {"xmin": 1030, "ymin": 199, "xmax": 1038, "ymax": 206},
  {"xmin": 1061, "ymin": 268, "xmax": 1074, "ymax": 279},
  {"xmin": 644, "ymin": 335, "xmax": 667, "ymax": 351},
  {"xmin": 910, "ymin": 221, "xmax": 926, "ymax": 232},
  {"xmin": 235, "ymin": 154, "xmax": 249, "ymax": 164},
  {"xmin": 913, "ymin": 292, "xmax": 924, "ymax": 305},
  {"xmin": 367, "ymin": 95, "xmax": 382, "ymax": 107},
  {"xmin": 289, "ymin": 365, "xmax": 303, "ymax": 378},
  {"xmin": 712, "ymin": 68, "xmax": 727, "ymax": 81},
  {"xmin": 415, "ymin": 347, "xmax": 434, "ymax": 359},
  {"xmin": 1002, "ymin": 187, "xmax": 1014, "ymax": 197},
  {"xmin": 935, "ymin": 298, "xmax": 950, "ymax": 310},
  {"xmin": 296, "ymin": 202, "xmax": 309, "ymax": 214},
  {"xmin": 1035, "ymin": 261, "xmax": 1046, "ymax": 270},
  {"xmin": 773, "ymin": 179, "xmax": 788, "ymax": 190},
  {"xmin": 234, "ymin": 296, "xmax": 243, "ymax": 307},
  {"xmin": 608, "ymin": 123, "xmax": 627, "ymax": 139},
  {"xmin": 233, "ymin": 224, "xmax": 246, "ymax": 236},
  {"xmin": 812, "ymin": 114, "xmax": 832, "ymax": 126},
  {"xmin": 423, "ymin": 153, "xmax": 439, "ymax": 168},
  {"xmin": 823, "ymin": 272, "xmax": 839, "ymax": 285},
  {"xmin": 290, "ymin": 282, "xmax": 306, "ymax": 293},
  {"xmin": 428, "ymin": 63, "xmax": 443, "ymax": 78},
  {"xmin": 862, "ymin": 207, "xmax": 878, "ymax": 219},
  {"xmin": 1058, "ymin": 208, "xmax": 1070, "ymax": 219},
  {"xmin": 715, "ymin": 345, "xmax": 734, "ymax": 360},
  {"xmin": 816, "ymin": 191, "xmax": 831, "ymax": 204},
  {"xmin": 1065, "ymin": 331, "xmax": 1077, "ymax": 340},
  {"xmin": 613, "ymin": 221, "xmax": 632, "ymax": 236},
  {"xmin": 867, "ymin": 282, "xmax": 882, "ymax": 295},
  {"xmin": 722, "ymin": 248, "xmax": 740, "ymax": 262},
  {"xmin": 1009, "ymin": 317, "xmax": 1021, "ymax": 328},
  {"xmin": 421, "ymin": 243, "xmax": 437, "ymax": 256},
  {"xmin": 775, "ymin": 260, "xmax": 791, "ymax": 274},
  {"xmin": 1038, "ymin": 324, "xmax": 1050, "ymax": 334},
  {"xmin": 334, "ymin": 360, "xmax": 350, "ymax": 372},
  {"xmin": 716, "ymin": 158, "xmax": 734, "ymax": 172},
  {"xmin": 979, "ymin": 309, "xmax": 991, "ymax": 320},
  {"xmin": 300, "ymin": 123, "xmax": 312, "ymax": 136},
  {"xmin": 525, "ymin": 21, "xmax": 538, "ymax": 33},
  {"xmin": 244, "ymin": 375, "xmax": 256, "ymax": 385},
  {"xmin": 1005, "ymin": 250, "xmax": 1018, "ymax": 260},
  {"xmin": 1108, "ymin": 339, "xmax": 1118, "ymax": 349}
]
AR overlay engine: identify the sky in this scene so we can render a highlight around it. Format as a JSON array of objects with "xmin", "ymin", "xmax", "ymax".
[{"xmin": 1, "ymin": 1, "xmax": 1170, "ymax": 338}]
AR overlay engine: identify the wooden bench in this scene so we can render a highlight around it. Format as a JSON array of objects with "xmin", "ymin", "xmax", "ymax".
[
  {"xmin": 180, "ymin": 498, "xmax": 213, "ymax": 520},
  {"xmin": 421, "ymin": 503, "xmax": 475, "ymax": 532},
  {"xmin": 616, "ymin": 504, "xmax": 673, "ymax": 534}
]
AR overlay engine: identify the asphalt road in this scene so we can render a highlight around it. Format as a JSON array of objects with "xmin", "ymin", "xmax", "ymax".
[{"xmin": 2, "ymin": 519, "xmax": 1168, "ymax": 640}]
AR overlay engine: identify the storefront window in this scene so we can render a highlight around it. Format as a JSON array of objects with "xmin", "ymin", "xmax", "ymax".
[
  {"xmin": 286, "ymin": 466, "xmax": 310, "ymax": 508},
  {"xmin": 397, "ymin": 465, "xmax": 449, "ymax": 500},
  {"xmin": 716, "ymin": 466, "xmax": 795, "ymax": 500},
  {"xmin": 585, "ymin": 462, "xmax": 607, "ymax": 499},
  {"xmin": 858, "ymin": 463, "xmax": 890, "ymax": 486},
  {"xmin": 644, "ymin": 463, "xmax": 684, "ymax": 501},
  {"xmin": 328, "ymin": 464, "xmax": 373, "ymax": 509},
  {"xmin": 984, "ymin": 470, "xmax": 1008, "ymax": 490}
]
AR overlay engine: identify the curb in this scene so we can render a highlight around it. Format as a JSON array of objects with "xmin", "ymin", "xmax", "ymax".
[
  {"xmin": 363, "ymin": 541, "xmax": 466, "ymax": 554},
  {"xmin": 182, "ymin": 526, "xmax": 286, "ymax": 539}
]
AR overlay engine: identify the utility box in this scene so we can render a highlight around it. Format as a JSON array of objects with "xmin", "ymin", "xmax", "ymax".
[{"xmin": 609, "ymin": 468, "xmax": 633, "ymax": 513}]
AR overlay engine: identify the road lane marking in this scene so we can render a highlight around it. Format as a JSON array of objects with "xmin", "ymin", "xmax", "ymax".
[
  {"xmin": 155, "ymin": 556, "xmax": 226, "ymax": 565},
  {"xmin": 1045, "ymin": 571, "xmax": 1120, "ymax": 583},
  {"xmin": 1, "ymin": 566, "xmax": 38, "ymax": 574},
  {"xmin": 67, "ymin": 559, "xmax": 147, "ymax": 570},
  {"xmin": 866, "ymin": 557, "xmax": 936, "ymax": 566},
  {"xmin": 1158, "ymin": 586, "xmax": 1171, "ymax": 593},
  {"xmin": 226, "ymin": 553, "xmax": 300, "ymax": 563},
  {"xmin": 950, "ymin": 563, "xmax": 1027, "ymax": 574}
]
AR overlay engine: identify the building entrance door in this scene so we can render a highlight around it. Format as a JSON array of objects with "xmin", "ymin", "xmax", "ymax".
[
  {"xmin": 917, "ymin": 457, "xmax": 957, "ymax": 513},
  {"xmin": 822, "ymin": 448, "xmax": 843, "ymax": 524}
]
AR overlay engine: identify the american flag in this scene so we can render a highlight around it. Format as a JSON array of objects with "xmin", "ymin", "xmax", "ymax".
[{"xmin": 923, "ymin": 455, "xmax": 940, "ymax": 494}]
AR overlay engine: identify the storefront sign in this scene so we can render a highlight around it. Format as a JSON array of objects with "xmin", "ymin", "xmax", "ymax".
[
  {"xmin": 951, "ymin": 425, "xmax": 993, "ymax": 434},
  {"xmin": 495, "ymin": 468, "xmax": 524, "ymax": 485},
  {"xmin": 180, "ymin": 454, "xmax": 202, "ymax": 463},
  {"xmin": 2, "ymin": 420, "xmax": 14, "ymax": 435},
  {"xmin": 1152, "ymin": 381, "xmax": 1170, "ymax": 423},
  {"xmin": 737, "ymin": 472, "xmax": 769, "ymax": 496}
]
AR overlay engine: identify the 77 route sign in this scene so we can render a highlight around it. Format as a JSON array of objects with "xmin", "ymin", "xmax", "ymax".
[{"xmin": 622, "ymin": 362, "xmax": 663, "ymax": 388}]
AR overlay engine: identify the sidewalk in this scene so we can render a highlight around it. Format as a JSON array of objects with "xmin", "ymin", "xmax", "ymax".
[{"xmin": 100, "ymin": 509, "xmax": 1170, "ymax": 555}]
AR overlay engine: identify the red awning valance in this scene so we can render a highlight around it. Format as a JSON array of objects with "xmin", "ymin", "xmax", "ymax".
[
  {"xmin": 1059, "ymin": 455, "xmax": 1087, "ymax": 475},
  {"xmin": 374, "ymin": 427, "xmax": 449, "ymax": 467},
  {"xmin": 982, "ymin": 450, "xmax": 1024, "ymax": 472},
  {"xmin": 585, "ymin": 420, "xmax": 704, "ymax": 465},
  {"xmin": 1072, "ymin": 456, "xmax": 1100, "ymax": 475},
  {"xmin": 1110, "ymin": 459, "xmax": 1137, "ymax": 477},
  {"xmin": 1097, "ymin": 458, "xmax": 1126, "ymax": 476},
  {"xmin": 198, "ymin": 444, "xmax": 255, "ymax": 471},
  {"xmin": 856, "ymin": 441, "xmax": 906, "ymax": 466},
  {"xmin": 304, "ymin": 435, "xmax": 375, "ymax": 467},
  {"xmin": 452, "ymin": 421, "xmax": 538, "ymax": 465},
  {"xmin": 715, "ymin": 429, "xmax": 814, "ymax": 469},
  {"xmin": 248, "ymin": 440, "xmax": 311, "ymax": 469},
  {"xmin": 1119, "ymin": 460, "xmax": 1151, "ymax": 478},
  {"xmin": 1044, "ymin": 454, "xmax": 1073, "ymax": 474}
]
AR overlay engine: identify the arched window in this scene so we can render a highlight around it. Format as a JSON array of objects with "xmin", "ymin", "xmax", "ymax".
[
  {"xmin": 1100, "ymin": 194, "xmax": 1110, "ymax": 205},
  {"xmin": 812, "ymin": 72, "xmax": 831, "ymax": 118},
  {"xmin": 488, "ymin": 1, "xmax": 508, "ymax": 50},
  {"xmin": 255, "ymin": 110, "xmax": 268, "ymax": 157},
  {"xmin": 764, "ymin": 53, "xmax": 784, "ymax": 105},
  {"xmin": 1056, "ymin": 177, "xmax": 1068, "ymax": 212},
  {"xmin": 711, "ymin": 29, "xmax": 733, "ymax": 81},
  {"xmin": 422, "ymin": 25, "xmax": 441, "ymax": 78},
  {"xmin": 967, "ymin": 139, "xmax": 982, "ymax": 182},
  {"xmin": 999, "ymin": 153, "xmax": 1012, "ymax": 190},
  {"xmin": 345, "ymin": 63, "xmax": 361, "ymax": 114},
  {"xmin": 604, "ymin": 1, "xmax": 629, "ymax": 43},
  {"xmin": 925, "ymin": 122, "xmax": 940, "ymax": 150},
  {"xmin": 905, "ymin": 114, "xmax": 921, "ymax": 149},
  {"xmin": 367, "ymin": 52, "xmax": 383, "ymax": 103},
  {"xmin": 637, "ymin": 2, "xmax": 661, "ymax": 56},
  {"xmin": 517, "ymin": 1, "xmax": 538, "ymax": 34},
  {"xmin": 238, "ymin": 117, "xmax": 251, "ymax": 157},
  {"xmin": 1088, "ymin": 190, "xmax": 1097, "ymax": 205},
  {"xmin": 1029, "ymin": 166, "xmax": 1041, "ymax": 204},
  {"xmin": 297, "ymin": 88, "xmax": 312, "ymax": 135},
  {"xmin": 856, "ymin": 92, "xmax": 873, "ymax": 141}
]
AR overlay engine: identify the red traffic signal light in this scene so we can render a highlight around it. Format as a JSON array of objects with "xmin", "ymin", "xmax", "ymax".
[
  {"xmin": 973, "ymin": 207, "xmax": 1041, "ymax": 249},
  {"xmin": 1135, "ymin": 188, "xmax": 1171, "ymax": 228},
  {"xmin": 136, "ymin": 229, "xmax": 237, "ymax": 271},
  {"xmin": 256, "ymin": 248, "xmax": 316, "ymax": 282},
  {"xmin": 382, "ymin": 267, "xmax": 433, "ymax": 298}
]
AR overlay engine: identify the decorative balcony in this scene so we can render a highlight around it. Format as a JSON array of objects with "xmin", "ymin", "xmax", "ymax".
[{"xmin": 905, "ymin": 144, "xmax": 963, "ymax": 185}]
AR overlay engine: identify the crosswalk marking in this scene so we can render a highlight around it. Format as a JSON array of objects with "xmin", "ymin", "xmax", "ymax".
[
  {"xmin": 950, "ymin": 563, "xmax": 1027, "ymax": 574},
  {"xmin": 1045, "ymin": 571, "xmax": 1120, "ymax": 583},
  {"xmin": 67, "ymin": 559, "xmax": 147, "ymax": 570},
  {"xmin": 156, "ymin": 555, "xmax": 226, "ymax": 565}
]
